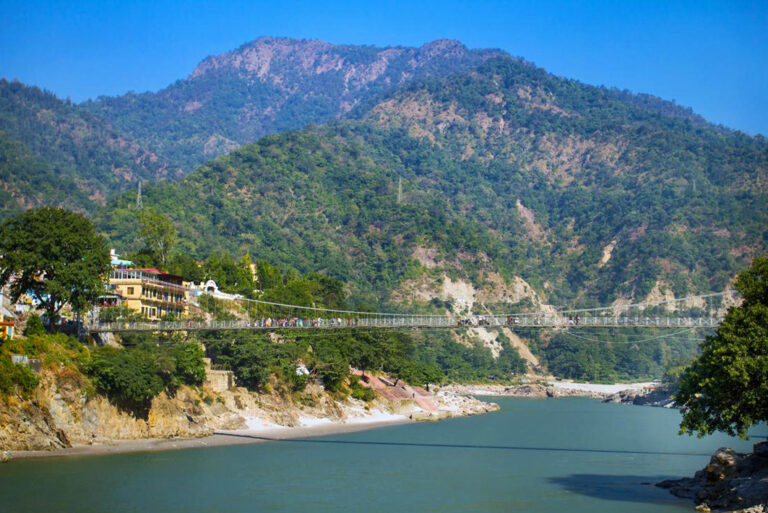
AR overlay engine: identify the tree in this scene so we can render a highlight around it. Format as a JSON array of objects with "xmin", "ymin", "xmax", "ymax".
[
  {"xmin": 676, "ymin": 255, "xmax": 768, "ymax": 439},
  {"xmin": 138, "ymin": 209, "xmax": 176, "ymax": 265},
  {"xmin": 0, "ymin": 207, "xmax": 110, "ymax": 326}
]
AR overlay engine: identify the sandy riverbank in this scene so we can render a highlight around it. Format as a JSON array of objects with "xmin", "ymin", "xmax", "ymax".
[{"xmin": 7, "ymin": 412, "xmax": 413, "ymax": 461}]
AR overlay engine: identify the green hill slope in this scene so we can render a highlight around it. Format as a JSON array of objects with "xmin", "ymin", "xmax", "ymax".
[{"xmin": 0, "ymin": 79, "xmax": 172, "ymax": 216}]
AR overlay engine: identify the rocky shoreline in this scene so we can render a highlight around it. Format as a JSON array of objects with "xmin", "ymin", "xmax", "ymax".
[
  {"xmin": 657, "ymin": 442, "xmax": 768, "ymax": 512},
  {"xmin": 441, "ymin": 381, "xmax": 656, "ymax": 401},
  {"xmin": 602, "ymin": 387, "xmax": 676, "ymax": 407},
  {"xmin": 0, "ymin": 372, "xmax": 497, "ymax": 461}
]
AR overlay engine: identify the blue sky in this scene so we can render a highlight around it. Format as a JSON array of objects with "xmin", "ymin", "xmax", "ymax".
[{"xmin": 1, "ymin": 0, "xmax": 766, "ymax": 135}]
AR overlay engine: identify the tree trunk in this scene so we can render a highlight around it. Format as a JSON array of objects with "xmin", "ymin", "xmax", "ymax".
[{"xmin": 47, "ymin": 293, "xmax": 56, "ymax": 329}]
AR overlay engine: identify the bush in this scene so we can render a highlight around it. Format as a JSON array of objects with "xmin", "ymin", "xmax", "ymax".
[
  {"xmin": 23, "ymin": 314, "xmax": 46, "ymax": 336},
  {"xmin": 169, "ymin": 342, "xmax": 206, "ymax": 386},
  {"xmin": 86, "ymin": 342, "xmax": 206, "ymax": 416},
  {"xmin": 317, "ymin": 358, "xmax": 348, "ymax": 393},
  {"xmin": 86, "ymin": 347, "xmax": 165, "ymax": 415},
  {"xmin": 0, "ymin": 353, "xmax": 39, "ymax": 398},
  {"xmin": 349, "ymin": 376, "xmax": 375, "ymax": 401}
]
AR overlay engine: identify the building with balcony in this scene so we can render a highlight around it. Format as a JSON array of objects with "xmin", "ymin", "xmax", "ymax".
[{"xmin": 108, "ymin": 269, "xmax": 190, "ymax": 320}]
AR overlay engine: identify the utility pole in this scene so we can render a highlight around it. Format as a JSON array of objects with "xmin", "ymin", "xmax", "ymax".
[
  {"xmin": 136, "ymin": 180, "xmax": 143, "ymax": 210},
  {"xmin": 397, "ymin": 176, "xmax": 403, "ymax": 204}
]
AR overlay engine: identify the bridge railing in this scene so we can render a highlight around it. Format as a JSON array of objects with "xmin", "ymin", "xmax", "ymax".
[{"xmin": 87, "ymin": 313, "xmax": 723, "ymax": 333}]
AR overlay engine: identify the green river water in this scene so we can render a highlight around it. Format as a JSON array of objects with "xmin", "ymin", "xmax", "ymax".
[{"xmin": 1, "ymin": 397, "xmax": 765, "ymax": 512}]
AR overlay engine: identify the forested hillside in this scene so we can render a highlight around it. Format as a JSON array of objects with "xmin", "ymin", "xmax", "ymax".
[
  {"xmin": 97, "ymin": 55, "xmax": 768, "ymax": 308},
  {"xmin": 83, "ymin": 37, "xmax": 506, "ymax": 171},
  {"xmin": 360, "ymin": 57, "xmax": 768, "ymax": 302},
  {"xmin": 0, "ymin": 80, "xmax": 171, "ymax": 217}
]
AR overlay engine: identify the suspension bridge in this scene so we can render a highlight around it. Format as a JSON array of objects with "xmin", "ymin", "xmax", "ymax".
[{"xmin": 86, "ymin": 290, "xmax": 732, "ymax": 334}]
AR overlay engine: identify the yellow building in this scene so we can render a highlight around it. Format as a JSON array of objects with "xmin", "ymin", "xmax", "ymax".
[{"xmin": 109, "ymin": 269, "xmax": 189, "ymax": 321}]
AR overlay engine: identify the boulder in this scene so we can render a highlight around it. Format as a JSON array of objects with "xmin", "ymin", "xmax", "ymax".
[{"xmin": 658, "ymin": 445, "xmax": 768, "ymax": 511}]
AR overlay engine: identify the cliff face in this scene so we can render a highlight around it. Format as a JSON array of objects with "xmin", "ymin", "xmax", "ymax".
[
  {"xmin": 0, "ymin": 367, "xmax": 495, "ymax": 453},
  {"xmin": 0, "ymin": 372, "xmax": 238, "ymax": 451}
]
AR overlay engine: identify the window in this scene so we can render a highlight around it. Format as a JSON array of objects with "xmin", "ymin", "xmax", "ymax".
[{"xmin": 127, "ymin": 287, "xmax": 134, "ymax": 295}]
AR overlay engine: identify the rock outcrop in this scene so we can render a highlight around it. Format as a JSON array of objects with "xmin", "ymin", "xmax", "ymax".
[
  {"xmin": 603, "ymin": 387, "xmax": 675, "ymax": 407},
  {"xmin": 657, "ymin": 443, "xmax": 768, "ymax": 512},
  {"xmin": 442, "ymin": 383, "xmax": 609, "ymax": 400},
  {"xmin": 1, "ymin": 368, "xmax": 497, "ymax": 456}
]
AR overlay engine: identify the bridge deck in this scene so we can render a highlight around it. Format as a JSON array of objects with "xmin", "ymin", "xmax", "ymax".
[{"xmin": 87, "ymin": 315, "xmax": 722, "ymax": 333}]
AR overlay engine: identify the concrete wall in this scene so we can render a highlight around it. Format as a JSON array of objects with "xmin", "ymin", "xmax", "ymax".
[{"xmin": 207, "ymin": 370, "xmax": 235, "ymax": 392}]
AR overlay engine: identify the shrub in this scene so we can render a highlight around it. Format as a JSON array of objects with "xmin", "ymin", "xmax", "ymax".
[
  {"xmin": 23, "ymin": 314, "xmax": 46, "ymax": 336},
  {"xmin": 86, "ymin": 342, "xmax": 206, "ymax": 416},
  {"xmin": 0, "ymin": 353, "xmax": 40, "ymax": 398},
  {"xmin": 86, "ymin": 347, "xmax": 165, "ymax": 415},
  {"xmin": 349, "ymin": 376, "xmax": 375, "ymax": 402}
]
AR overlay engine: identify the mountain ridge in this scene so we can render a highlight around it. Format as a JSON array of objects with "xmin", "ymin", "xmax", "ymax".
[{"xmin": 82, "ymin": 37, "xmax": 509, "ymax": 172}]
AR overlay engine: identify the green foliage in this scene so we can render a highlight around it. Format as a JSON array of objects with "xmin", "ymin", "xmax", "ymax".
[
  {"xmin": 349, "ymin": 375, "xmax": 375, "ymax": 402},
  {"xmin": 676, "ymin": 256, "xmax": 768, "ymax": 439},
  {"xmin": 170, "ymin": 342, "xmax": 207, "ymax": 386},
  {"xmin": 86, "ymin": 341, "xmax": 206, "ymax": 416},
  {"xmin": 138, "ymin": 209, "xmax": 177, "ymax": 265},
  {"xmin": 256, "ymin": 260, "xmax": 284, "ymax": 290},
  {"xmin": 164, "ymin": 253, "xmax": 205, "ymax": 282},
  {"xmin": 98, "ymin": 89, "xmax": 766, "ymax": 308},
  {"xmin": 86, "ymin": 347, "xmax": 165, "ymax": 414},
  {"xmin": 23, "ymin": 314, "xmax": 46, "ymax": 336},
  {"xmin": 0, "ymin": 353, "xmax": 39, "ymax": 398},
  {"xmin": 203, "ymin": 252, "xmax": 254, "ymax": 295},
  {"xmin": 0, "ymin": 207, "xmax": 110, "ymax": 324},
  {"xmin": 410, "ymin": 330, "xmax": 526, "ymax": 382},
  {"xmin": 0, "ymin": 79, "xmax": 164, "ymax": 218},
  {"xmin": 0, "ymin": 332, "xmax": 89, "ymax": 399},
  {"xmin": 316, "ymin": 358, "xmax": 349, "ymax": 393},
  {"xmin": 540, "ymin": 329, "xmax": 700, "ymax": 382}
]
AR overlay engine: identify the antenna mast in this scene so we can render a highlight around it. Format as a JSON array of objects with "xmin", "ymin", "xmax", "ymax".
[{"xmin": 136, "ymin": 180, "xmax": 143, "ymax": 210}]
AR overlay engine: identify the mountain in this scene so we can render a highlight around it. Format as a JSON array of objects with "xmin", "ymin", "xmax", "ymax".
[
  {"xmin": 97, "ymin": 55, "xmax": 768, "ymax": 307},
  {"xmin": 359, "ymin": 57, "xmax": 768, "ymax": 301},
  {"xmin": 83, "ymin": 37, "xmax": 507, "ymax": 172},
  {"xmin": 0, "ymin": 79, "xmax": 171, "ymax": 217}
]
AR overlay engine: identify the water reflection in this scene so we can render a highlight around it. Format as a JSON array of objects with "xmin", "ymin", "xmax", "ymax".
[{"xmin": 549, "ymin": 474, "xmax": 686, "ymax": 505}]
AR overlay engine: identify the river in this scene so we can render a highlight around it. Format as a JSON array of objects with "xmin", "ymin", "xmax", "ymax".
[{"xmin": 1, "ymin": 397, "xmax": 765, "ymax": 512}]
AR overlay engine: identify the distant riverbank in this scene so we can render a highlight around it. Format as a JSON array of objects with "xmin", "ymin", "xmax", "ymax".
[{"xmin": 442, "ymin": 380, "xmax": 655, "ymax": 399}]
